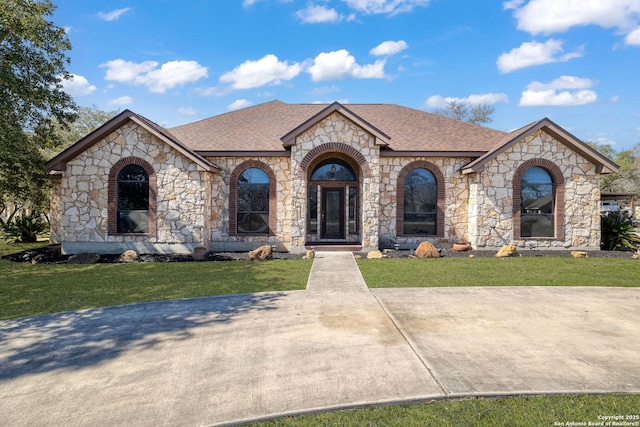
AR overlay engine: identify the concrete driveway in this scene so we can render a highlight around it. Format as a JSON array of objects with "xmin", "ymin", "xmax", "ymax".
[{"xmin": 1, "ymin": 252, "xmax": 639, "ymax": 426}]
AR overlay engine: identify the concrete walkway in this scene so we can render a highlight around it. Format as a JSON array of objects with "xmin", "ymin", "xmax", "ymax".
[{"xmin": 1, "ymin": 252, "xmax": 639, "ymax": 426}]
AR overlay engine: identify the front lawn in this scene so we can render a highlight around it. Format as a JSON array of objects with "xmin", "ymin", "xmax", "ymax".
[
  {"xmin": 0, "ymin": 242, "xmax": 311, "ymax": 320},
  {"xmin": 357, "ymin": 257, "xmax": 640, "ymax": 288},
  {"xmin": 253, "ymin": 394, "xmax": 640, "ymax": 426}
]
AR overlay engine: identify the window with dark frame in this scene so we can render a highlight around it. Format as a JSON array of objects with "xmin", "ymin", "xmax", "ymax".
[
  {"xmin": 520, "ymin": 166, "xmax": 554, "ymax": 237},
  {"xmin": 237, "ymin": 167, "xmax": 270, "ymax": 234},
  {"xmin": 403, "ymin": 168, "xmax": 437, "ymax": 235},
  {"xmin": 117, "ymin": 164, "xmax": 149, "ymax": 233}
]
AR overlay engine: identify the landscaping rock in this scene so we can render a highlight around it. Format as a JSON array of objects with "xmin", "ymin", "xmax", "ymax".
[
  {"xmin": 119, "ymin": 250, "xmax": 140, "ymax": 263},
  {"xmin": 452, "ymin": 242, "xmax": 472, "ymax": 252},
  {"xmin": 248, "ymin": 245, "xmax": 273, "ymax": 260},
  {"xmin": 31, "ymin": 254, "xmax": 46, "ymax": 265},
  {"xmin": 193, "ymin": 246, "xmax": 208, "ymax": 261},
  {"xmin": 570, "ymin": 251, "xmax": 588, "ymax": 258},
  {"xmin": 68, "ymin": 253, "xmax": 101, "ymax": 264},
  {"xmin": 495, "ymin": 245, "xmax": 519, "ymax": 257},
  {"xmin": 415, "ymin": 241, "xmax": 440, "ymax": 258},
  {"xmin": 367, "ymin": 250, "xmax": 384, "ymax": 259}
]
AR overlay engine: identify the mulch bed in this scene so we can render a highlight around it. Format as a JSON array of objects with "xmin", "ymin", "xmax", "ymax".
[{"xmin": 2, "ymin": 245, "xmax": 637, "ymax": 264}]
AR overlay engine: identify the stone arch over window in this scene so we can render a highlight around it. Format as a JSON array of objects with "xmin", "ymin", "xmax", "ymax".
[
  {"xmin": 513, "ymin": 158, "xmax": 565, "ymax": 240},
  {"xmin": 108, "ymin": 157, "xmax": 156, "ymax": 236},
  {"xmin": 229, "ymin": 160, "xmax": 277, "ymax": 236},
  {"xmin": 298, "ymin": 143, "xmax": 371, "ymax": 179},
  {"xmin": 397, "ymin": 161, "xmax": 445, "ymax": 237}
]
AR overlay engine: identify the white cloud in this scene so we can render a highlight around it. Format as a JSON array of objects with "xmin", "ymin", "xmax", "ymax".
[
  {"xmin": 625, "ymin": 27, "xmax": 640, "ymax": 45},
  {"xmin": 108, "ymin": 96, "xmax": 133, "ymax": 106},
  {"xmin": 228, "ymin": 99, "xmax": 253, "ymax": 111},
  {"xmin": 178, "ymin": 107, "xmax": 197, "ymax": 115},
  {"xmin": 425, "ymin": 93, "xmax": 509, "ymax": 109},
  {"xmin": 101, "ymin": 59, "xmax": 208, "ymax": 93},
  {"xmin": 343, "ymin": 0, "xmax": 430, "ymax": 15},
  {"xmin": 307, "ymin": 49, "xmax": 386, "ymax": 81},
  {"xmin": 519, "ymin": 75, "xmax": 598, "ymax": 106},
  {"xmin": 97, "ymin": 7, "xmax": 131, "ymax": 22},
  {"xmin": 60, "ymin": 74, "xmax": 97, "ymax": 96},
  {"xmin": 370, "ymin": 40, "xmax": 408, "ymax": 56},
  {"xmin": 497, "ymin": 39, "xmax": 583, "ymax": 73},
  {"xmin": 296, "ymin": 5, "xmax": 341, "ymax": 23},
  {"xmin": 508, "ymin": 0, "xmax": 640, "ymax": 42},
  {"xmin": 219, "ymin": 54, "xmax": 302, "ymax": 90}
]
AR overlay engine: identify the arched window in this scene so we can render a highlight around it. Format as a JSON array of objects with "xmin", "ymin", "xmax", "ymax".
[
  {"xmin": 403, "ymin": 168, "xmax": 437, "ymax": 235},
  {"xmin": 310, "ymin": 159, "xmax": 357, "ymax": 182},
  {"xmin": 117, "ymin": 164, "xmax": 149, "ymax": 233},
  {"xmin": 520, "ymin": 166, "xmax": 554, "ymax": 237},
  {"xmin": 237, "ymin": 167, "xmax": 270, "ymax": 234}
]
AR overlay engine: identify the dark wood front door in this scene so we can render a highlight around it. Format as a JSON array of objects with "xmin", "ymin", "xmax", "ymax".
[{"xmin": 321, "ymin": 187, "xmax": 345, "ymax": 239}]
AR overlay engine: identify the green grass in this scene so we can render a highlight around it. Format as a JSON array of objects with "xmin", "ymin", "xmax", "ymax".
[
  {"xmin": 358, "ymin": 257, "xmax": 640, "ymax": 288},
  {"xmin": 0, "ymin": 242, "xmax": 311, "ymax": 320},
  {"xmin": 254, "ymin": 394, "xmax": 640, "ymax": 426},
  {"xmin": 3, "ymin": 243, "xmax": 639, "ymax": 425}
]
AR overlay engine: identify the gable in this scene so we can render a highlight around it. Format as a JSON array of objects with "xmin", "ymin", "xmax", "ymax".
[
  {"xmin": 281, "ymin": 102, "xmax": 390, "ymax": 148},
  {"xmin": 46, "ymin": 110, "xmax": 218, "ymax": 173},
  {"xmin": 461, "ymin": 118, "xmax": 618, "ymax": 175}
]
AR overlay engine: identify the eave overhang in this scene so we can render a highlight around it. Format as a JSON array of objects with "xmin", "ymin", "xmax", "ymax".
[
  {"xmin": 45, "ymin": 110, "xmax": 219, "ymax": 174},
  {"xmin": 461, "ymin": 118, "xmax": 619, "ymax": 175}
]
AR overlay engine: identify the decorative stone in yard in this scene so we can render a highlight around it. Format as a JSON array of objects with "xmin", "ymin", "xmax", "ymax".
[
  {"xmin": 119, "ymin": 250, "xmax": 139, "ymax": 263},
  {"xmin": 68, "ymin": 253, "xmax": 101, "ymax": 264},
  {"xmin": 193, "ymin": 246, "xmax": 208, "ymax": 261},
  {"xmin": 31, "ymin": 254, "xmax": 46, "ymax": 265},
  {"xmin": 248, "ymin": 245, "xmax": 273, "ymax": 261},
  {"xmin": 367, "ymin": 250, "xmax": 384, "ymax": 259},
  {"xmin": 452, "ymin": 242, "xmax": 472, "ymax": 252},
  {"xmin": 570, "ymin": 251, "xmax": 588, "ymax": 258},
  {"xmin": 415, "ymin": 241, "xmax": 440, "ymax": 258},
  {"xmin": 495, "ymin": 245, "xmax": 519, "ymax": 257}
]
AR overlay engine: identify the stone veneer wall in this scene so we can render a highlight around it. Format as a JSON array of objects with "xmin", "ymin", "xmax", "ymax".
[
  {"xmin": 378, "ymin": 156, "xmax": 473, "ymax": 247},
  {"xmin": 289, "ymin": 112, "xmax": 380, "ymax": 252},
  {"xmin": 203, "ymin": 156, "xmax": 292, "ymax": 252},
  {"xmin": 468, "ymin": 130, "xmax": 601, "ymax": 249},
  {"xmin": 49, "ymin": 178, "xmax": 62, "ymax": 244},
  {"xmin": 57, "ymin": 122, "xmax": 210, "ymax": 254}
]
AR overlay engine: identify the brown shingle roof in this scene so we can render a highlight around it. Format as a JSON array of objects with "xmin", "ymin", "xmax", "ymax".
[{"xmin": 169, "ymin": 100, "xmax": 507, "ymax": 153}]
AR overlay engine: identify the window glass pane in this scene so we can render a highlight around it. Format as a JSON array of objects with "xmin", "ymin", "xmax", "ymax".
[
  {"xmin": 309, "ymin": 186, "xmax": 318, "ymax": 234},
  {"xmin": 311, "ymin": 159, "xmax": 356, "ymax": 181},
  {"xmin": 403, "ymin": 168, "xmax": 437, "ymax": 235},
  {"xmin": 237, "ymin": 168, "xmax": 269, "ymax": 234},
  {"xmin": 117, "ymin": 165, "xmax": 149, "ymax": 233},
  {"xmin": 348, "ymin": 186, "xmax": 357, "ymax": 234},
  {"xmin": 521, "ymin": 167, "xmax": 554, "ymax": 237}
]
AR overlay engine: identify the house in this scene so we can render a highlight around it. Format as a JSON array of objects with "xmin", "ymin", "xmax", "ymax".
[{"xmin": 45, "ymin": 100, "xmax": 618, "ymax": 255}]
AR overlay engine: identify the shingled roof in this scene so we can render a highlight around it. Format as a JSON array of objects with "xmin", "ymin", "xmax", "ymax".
[{"xmin": 168, "ymin": 100, "xmax": 508, "ymax": 154}]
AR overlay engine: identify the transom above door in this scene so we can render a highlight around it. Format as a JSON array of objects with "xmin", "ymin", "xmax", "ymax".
[{"xmin": 308, "ymin": 158, "xmax": 359, "ymax": 241}]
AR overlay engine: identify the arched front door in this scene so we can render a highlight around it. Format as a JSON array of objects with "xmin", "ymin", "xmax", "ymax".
[{"xmin": 308, "ymin": 158, "xmax": 359, "ymax": 241}]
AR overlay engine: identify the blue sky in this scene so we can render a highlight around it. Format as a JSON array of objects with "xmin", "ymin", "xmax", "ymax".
[{"xmin": 54, "ymin": 0, "xmax": 640, "ymax": 150}]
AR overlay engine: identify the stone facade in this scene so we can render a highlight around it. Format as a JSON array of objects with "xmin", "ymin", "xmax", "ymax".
[
  {"xmin": 55, "ymin": 122, "xmax": 210, "ymax": 254},
  {"xmin": 467, "ymin": 130, "xmax": 601, "ymax": 249},
  {"xmin": 49, "ymin": 106, "xmax": 612, "ymax": 255}
]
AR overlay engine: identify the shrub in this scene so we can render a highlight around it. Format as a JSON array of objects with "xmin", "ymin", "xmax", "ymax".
[
  {"xmin": 0, "ymin": 213, "xmax": 48, "ymax": 243},
  {"xmin": 600, "ymin": 212, "xmax": 640, "ymax": 251}
]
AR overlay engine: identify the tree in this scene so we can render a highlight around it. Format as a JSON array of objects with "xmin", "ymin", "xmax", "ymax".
[
  {"xmin": 44, "ymin": 105, "xmax": 119, "ymax": 160},
  {"xmin": 0, "ymin": 0, "xmax": 77, "ymax": 217},
  {"xmin": 433, "ymin": 100, "xmax": 495, "ymax": 125},
  {"xmin": 586, "ymin": 141, "xmax": 640, "ymax": 195}
]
